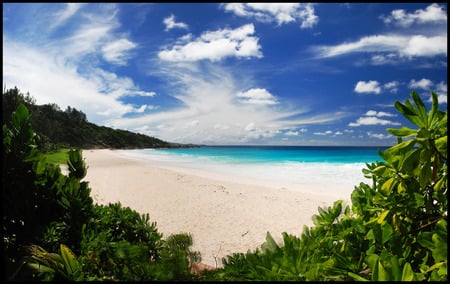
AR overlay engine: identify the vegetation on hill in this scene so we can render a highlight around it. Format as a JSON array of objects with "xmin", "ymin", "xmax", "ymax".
[
  {"xmin": 2, "ymin": 89, "xmax": 446, "ymax": 281},
  {"xmin": 2, "ymin": 87, "xmax": 192, "ymax": 151}
]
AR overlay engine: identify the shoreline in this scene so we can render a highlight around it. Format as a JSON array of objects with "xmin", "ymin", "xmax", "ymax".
[{"xmin": 82, "ymin": 149, "xmax": 356, "ymax": 267}]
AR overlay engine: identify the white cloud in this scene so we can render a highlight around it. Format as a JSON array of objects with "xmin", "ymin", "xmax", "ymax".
[
  {"xmin": 313, "ymin": 130, "xmax": 333, "ymax": 136},
  {"xmin": 384, "ymin": 80, "xmax": 400, "ymax": 93},
  {"xmin": 408, "ymin": 78, "xmax": 433, "ymax": 89},
  {"xmin": 135, "ymin": 105, "xmax": 151, "ymax": 113},
  {"xmin": 106, "ymin": 62, "xmax": 348, "ymax": 144},
  {"xmin": 403, "ymin": 35, "xmax": 447, "ymax": 57},
  {"xmin": 163, "ymin": 14, "xmax": 188, "ymax": 31},
  {"xmin": 370, "ymin": 53, "xmax": 401, "ymax": 65},
  {"xmin": 434, "ymin": 81, "xmax": 447, "ymax": 104},
  {"xmin": 380, "ymin": 3, "xmax": 447, "ymax": 27},
  {"xmin": 221, "ymin": 3, "xmax": 318, "ymax": 28},
  {"xmin": 158, "ymin": 24, "xmax": 263, "ymax": 62},
  {"xmin": 349, "ymin": 117, "xmax": 401, "ymax": 127},
  {"xmin": 367, "ymin": 132, "xmax": 393, "ymax": 140},
  {"xmin": 285, "ymin": 130, "xmax": 299, "ymax": 136},
  {"xmin": 314, "ymin": 33, "xmax": 447, "ymax": 60},
  {"xmin": 313, "ymin": 130, "xmax": 342, "ymax": 136},
  {"xmin": 365, "ymin": 110, "xmax": 396, "ymax": 117},
  {"xmin": 237, "ymin": 88, "xmax": 278, "ymax": 105},
  {"xmin": 50, "ymin": 3, "xmax": 85, "ymax": 31},
  {"xmin": 3, "ymin": 4, "xmax": 152, "ymax": 123},
  {"xmin": 101, "ymin": 39, "xmax": 137, "ymax": 65},
  {"xmin": 3, "ymin": 40, "xmax": 137, "ymax": 122},
  {"xmin": 354, "ymin": 80, "xmax": 381, "ymax": 94}
]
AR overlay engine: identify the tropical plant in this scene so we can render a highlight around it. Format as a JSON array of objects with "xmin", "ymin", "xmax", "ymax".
[{"xmin": 3, "ymin": 104, "xmax": 94, "ymax": 280}]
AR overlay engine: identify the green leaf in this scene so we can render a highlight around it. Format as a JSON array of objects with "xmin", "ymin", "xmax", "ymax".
[
  {"xmin": 376, "ymin": 259, "xmax": 389, "ymax": 281},
  {"xmin": 401, "ymin": 262, "xmax": 415, "ymax": 281},
  {"xmin": 386, "ymin": 126, "xmax": 417, "ymax": 137},
  {"xmin": 394, "ymin": 101, "xmax": 422, "ymax": 127},
  {"xmin": 397, "ymin": 182, "xmax": 407, "ymax": 194},
  {"xmin": 411, "ymin": 91, "xmax": 428, "ymax": 127},
  {"xmin": 381, "ymin": 177, "xmax": 396, "ymax": 194},
  {"xmin": 381, "ymin": 222, "xmax": 393, "ymax": 244},
  {"xmin": 60, "ymin": 244, "xmax": 81, "ymax": 277},
  {"xmin": 399, "ymin": 149, "xmax": 420, "ymax": 173},
  {"xmin": 428, "ymin": 91, "xmax": 438, "ymax": 127},
  {"xmin": 390, "ymin": 255, "xmax": 402, "ymax": 281},
  {"xmin": 377, "ymin": 210, "xmax": 390, "ymax": 224},
  {"xmin": 261, "ymin": 232, "xmax": 279, "ymax": 253}
]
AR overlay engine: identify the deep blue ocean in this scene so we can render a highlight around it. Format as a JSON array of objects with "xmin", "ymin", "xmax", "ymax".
[{"xmin": 118, "ymin": 146, "xmax": 387, "ymax": 190}]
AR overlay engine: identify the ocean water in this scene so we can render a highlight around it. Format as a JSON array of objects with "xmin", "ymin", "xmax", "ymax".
[{"xmin": 118, "ymin": 146, "xmax": 387, "ymax": 190}]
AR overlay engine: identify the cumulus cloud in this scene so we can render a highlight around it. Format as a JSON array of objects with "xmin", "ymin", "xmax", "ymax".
[
  {"xmin": 354, "ymin": 80, "xmax": 405, "ymax": 94},
  {"xmin": 407, "ymin": 78, "xmax": 447, "ymax": 104},
  {"xmin": 163, "ymin": 14, "xmax": 188, "ymax": 31},
  {"xmin": 348, "ymin": 107, "xmax": 400, "ymax": 127},
  {"xmin": 349, "ymin": 116, "xmax": 400, "ymax": 127},
  {"xmin": 313, "ymin": 130, "xmax": 343, "ymax": 136},
  {"xmin": 354, "ymin": 80, "xmax": 381, "ymax": 94},
  {"xmin": 434, "ymin": 81, "xmax": 447, "ymax": 104},
  {"xmin": 408, "ymin": 78, "xmax": 433, "ymax": 89},
  {"xmin": 365, "ymin": 110, "xmax": 396, "ymax": 117},
  {"xmin": 367, "ymin": 132, "xmax": 393, "ymax": 140},
  {"xmin": 221, "ymin": 3, "xmax": 318, "ymax": 28},
  {"xmin": 380, "ymin": 3, "xmax": 447, "ymax": 27},
  {"xmin": 285, "ymin": 130, "xmax": 299, "ymax": 136},
  {"xmin": 237, "ymin": 88, "xmax": 278, "ymax": 105},
  {"xmin": 158, "ymin": 24, "xmax": 262, "ymax": 62},
  {"xmin": 384, "ymin": 80, "xmax": 400, "ymax": 93}
]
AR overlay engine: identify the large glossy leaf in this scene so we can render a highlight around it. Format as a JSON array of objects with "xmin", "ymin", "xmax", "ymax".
[
  {"xmin": 410, "ymin": 91, "xmax": 428, "ymax": 127},
  {"xmin": 386, "ymin": 126, "xmax": 417, "ymax": 137},
  {"xmin": 60, "ymin": 244, "xmax": 82, "ymax": 277},
  {"xmin": 401, "ymin": 262, "xmax": 415, "ymax": 281}
]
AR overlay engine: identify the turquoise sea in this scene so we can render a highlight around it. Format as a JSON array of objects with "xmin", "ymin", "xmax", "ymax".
[{"xmin": 118, "ymin": 146, "xmax": 387, "ymax": 190}]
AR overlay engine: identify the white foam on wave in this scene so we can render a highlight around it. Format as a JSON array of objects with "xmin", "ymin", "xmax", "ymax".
[{"xmin": 117, "ymin": 149, "xmax": 371, "ymax": 191}]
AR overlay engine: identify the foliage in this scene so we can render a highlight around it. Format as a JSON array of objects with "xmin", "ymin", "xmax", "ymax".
[
  {"xmin": 203, "ymin": 91, "xmax": 447, "ymax": 281},
  {"xmin": 25, "ymin": 244, "xmax": 84, "ymax": 281},
  {"xmin": 43, "ymin": 148, "xmax": 70, "ymax": 165},
  {"xmin": 3, "ymin": 103, "xmax": 93, "ymax": 280},
  {"xmin": 3, "ymin": 103, "xmax": 198, "ymax": 281}
]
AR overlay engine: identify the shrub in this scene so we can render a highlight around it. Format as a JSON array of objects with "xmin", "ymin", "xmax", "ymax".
[{"xmin": 3, "ymin": 103, "xmax": 199, "ymax": 281}]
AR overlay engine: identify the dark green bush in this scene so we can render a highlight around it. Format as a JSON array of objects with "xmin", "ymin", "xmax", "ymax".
[{"xmin": 3, "ymin": 103, "xmax": 197, "ymax": 281}]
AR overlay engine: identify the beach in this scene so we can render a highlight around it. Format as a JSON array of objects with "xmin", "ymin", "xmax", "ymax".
[{"xmin": 82, "ymin": 149, "xmax": 355, "ymax": 268}]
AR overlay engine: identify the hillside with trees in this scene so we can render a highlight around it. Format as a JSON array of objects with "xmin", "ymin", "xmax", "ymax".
[{"xmin": 2, "ymin": 87, "xmax": 193, "ymax": 151}]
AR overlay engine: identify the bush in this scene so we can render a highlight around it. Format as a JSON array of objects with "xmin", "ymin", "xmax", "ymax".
[{"xmin": 3, "ymin": 103, "xmax": 198, "ymax": 281}]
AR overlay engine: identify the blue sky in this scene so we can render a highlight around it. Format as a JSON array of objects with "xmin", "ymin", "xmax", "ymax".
[{"xmin": 3, "ymin": 3, "xmax": 447, "ymax": 146}]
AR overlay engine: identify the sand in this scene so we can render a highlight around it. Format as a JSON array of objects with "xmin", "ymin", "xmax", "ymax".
[{"xmin": 81, "ymin": 149, "xmax": 354, "ymax": 267}]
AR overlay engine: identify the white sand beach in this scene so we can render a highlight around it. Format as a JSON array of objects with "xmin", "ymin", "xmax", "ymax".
[{"xmin": 82, "ymin": 149, "xmax": 355, "ymax": 268}]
